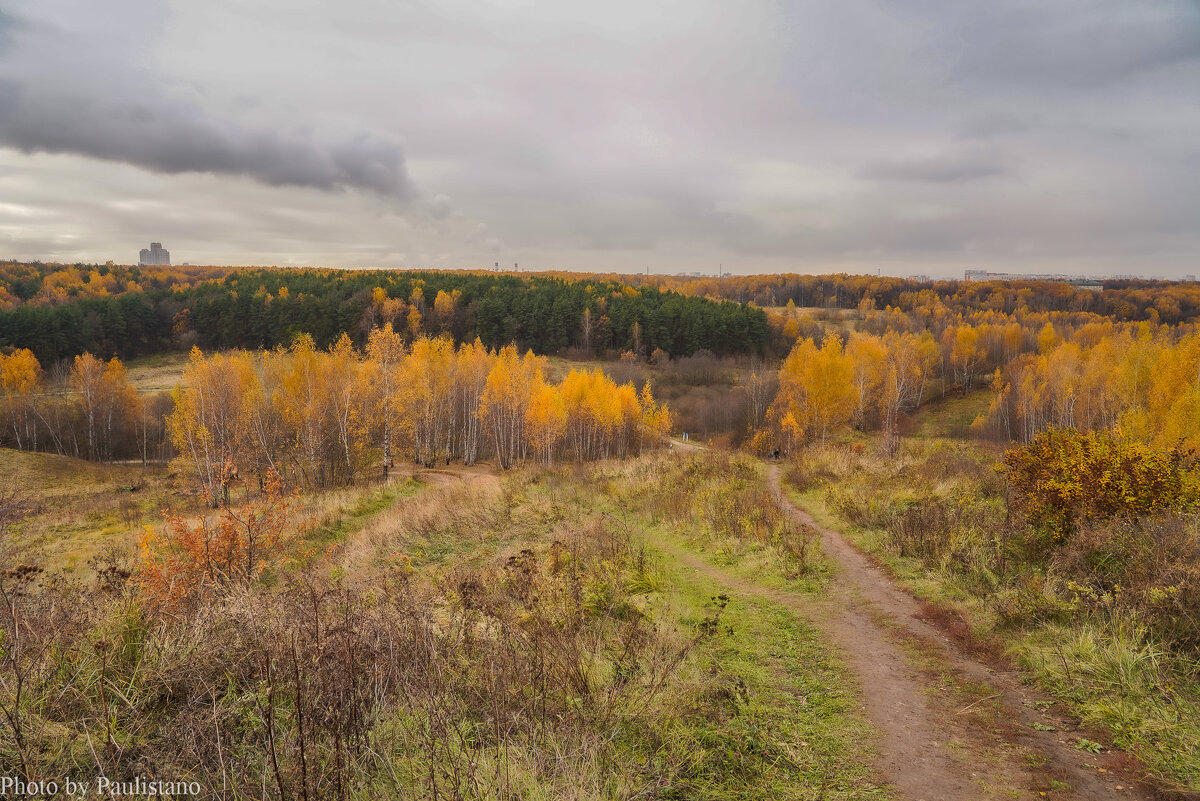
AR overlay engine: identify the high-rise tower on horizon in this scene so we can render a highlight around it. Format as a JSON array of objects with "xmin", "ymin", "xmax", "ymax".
[{"xmin": 139, "ymin": 242, "xmax": 170, "ymax": 266}]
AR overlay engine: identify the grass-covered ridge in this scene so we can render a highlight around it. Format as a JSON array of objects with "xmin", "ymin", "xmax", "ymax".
[
  {"xmin": 0, "ymin": 449, "xmax": 883, "ymax": 799},
  {"xmin": 785, "ymin": 397, "xmax": 1200, "ymax": 793}
]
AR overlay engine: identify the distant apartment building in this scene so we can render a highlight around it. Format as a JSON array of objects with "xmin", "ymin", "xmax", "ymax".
[
  {"xmin": 139, "ymin": 242, "xmax": 170, "ymax": 266},
  {"xmin": 963, "ymin": 269, "xmax": 1102, "ymax": 290}
]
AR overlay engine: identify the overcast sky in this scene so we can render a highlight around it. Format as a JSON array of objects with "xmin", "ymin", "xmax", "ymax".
[{"xmin": 1, "ymin": 0, "xmax": 1198, "ymax": 277}]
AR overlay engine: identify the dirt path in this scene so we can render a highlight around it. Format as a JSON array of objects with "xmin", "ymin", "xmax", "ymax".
[
  {"xmin": 401, "ymin": 462, "xmax": 503, "ymax": 491},
  {"xmin": 658, "ymin": 465, "xmax": 1157, "ymax": 801},
  {"xmin": 667, "ymin": 437, "xmax": 704, "ymax": 453}
]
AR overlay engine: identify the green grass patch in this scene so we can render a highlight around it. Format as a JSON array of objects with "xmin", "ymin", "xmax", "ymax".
[
  {"xmin": 1015, "ymin": 622, "xmax": 1200, "ymax": 790},
  {"xmin": 910, "ymin": 389, "xmax": 996, "ymax": 439},
  {"xmin": 303, "ymin": 479, "xmax": 422, "ymax": 552},
  {"xmin": 651, "ymin": 531, "xmax": 890, "ymax": 800}
]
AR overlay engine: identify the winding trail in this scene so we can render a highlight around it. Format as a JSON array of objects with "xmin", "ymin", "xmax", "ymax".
[{"xmin": 658, "ymin": 463, "xmax": 1156, "ymax": 801}]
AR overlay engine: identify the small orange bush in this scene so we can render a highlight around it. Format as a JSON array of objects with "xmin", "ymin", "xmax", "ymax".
[{"xmin": 139, "ymin": 466, "xmax": 293, "ymax": 606}]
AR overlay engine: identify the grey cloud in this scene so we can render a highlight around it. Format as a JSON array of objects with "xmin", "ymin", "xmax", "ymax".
[
  {"xmin": 932, "ymin": 1, "xmax": 1200, "ymax": 89},
  {"xmin": 426, "ymin": 194, "xmax": 455, "ymax": 220},
  {"xmin": 0, "ymin": 89, "xmax": 412, "ymax": 196},
  {"xmin": 863, "ymin": 152, "xmax": 1006, "ymax": 183},
  {"xmin": 2, "ymin": 0, "xmax": 1199, "ymax": 277},
  {"xmin": 957, "ymin": 113, "xmax": 1033, "ymax": 140},
  {"xmin": 0, "ymin": 9, "xmax": 16, "ymax": 50},
  {"xmin": 0, "ymin": 3, "xmax": 414, "ymax": 198}
]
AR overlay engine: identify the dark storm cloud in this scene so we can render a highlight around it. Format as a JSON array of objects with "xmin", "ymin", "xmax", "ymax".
[
  {"xmin": 0, "ymin": 91, "xmax": 412, "ymax": 196},
  {"xmin": 0, "ymin": 2, "xmax": 414, "ymax": 198}
]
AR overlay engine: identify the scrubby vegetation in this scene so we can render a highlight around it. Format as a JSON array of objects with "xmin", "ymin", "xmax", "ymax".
[
  {"xmin": 635, "ymin": 451, "xmax": 821, "ymax": 583},
  {"xmin": 788, "ymin": 427, "xmax": 1200, "ymax": 792},
  {"xmin": 0, "ymin": 446, "xmax": 885, "ymax": 799}
]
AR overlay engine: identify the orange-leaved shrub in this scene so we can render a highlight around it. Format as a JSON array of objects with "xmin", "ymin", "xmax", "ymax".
[{"xmin": 138, "ymin": 465, "xmax": 295, "ymax": 606}]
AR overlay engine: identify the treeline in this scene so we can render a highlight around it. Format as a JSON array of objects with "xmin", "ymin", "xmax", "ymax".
[
  {"xmin": 759, "ymin": 306, "xmax": 1200, "ymax": 460},
  {"xmin": 170, "ymin": 325, "xmax": 671, "ymax": 497},
  {"xmin": 979, "ymin": 324, "xmax": 1200, "ymax": 449},
  {"xmin": 761, "ymin": 332, "xmax": 941, "ymax": 454},
  {"xmin": 759, "ymin": 312, "xmax": 1065, "ymax": 450},
  {"xmin": 656, "ymin": 272, "xmax": 1200, "ymax": 325},
  {"xmin": 354, "ymin": 268, "xmax": 1200, "ymax": 323},
  {"xmin": 1, "ymin": 329, "xmax": 673, "ymax": 486},
  {"xmin": 0, "ymin": 263, "xmax": 767, "ymax": 364},
  {"xmin": 0, "ymin": 348, "xmax": 172, "ymax": 462},
  {"xmin": 0, "ymin": 261, "xmax": 227, "ymax": 307}
]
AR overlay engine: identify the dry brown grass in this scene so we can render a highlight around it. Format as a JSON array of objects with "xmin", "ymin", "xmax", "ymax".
[
  {"xmin": 123, "ymin": 352, "xmax": 190, "ymax": 393},
  {"xmin": 0, "ymin": 459, "xmax": 727, "ymax": 799},
  {"xmin": 0, "ymin": 448, "xmax": 184, "ymax": 573}
]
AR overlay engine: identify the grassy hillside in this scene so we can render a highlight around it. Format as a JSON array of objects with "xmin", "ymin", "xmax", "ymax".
[
  {"xmin": 785, "ymin": 392, "xmax": 1200, "ymax": 793},
  {"xmin": 0, "ymin": 448, "xmax": 888, "ymax": 799}
]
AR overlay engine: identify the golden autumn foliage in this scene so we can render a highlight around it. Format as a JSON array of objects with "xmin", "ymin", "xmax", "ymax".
[
  {"xmin": 1003, "ymin": 428, "xmax": 1200, "ymax": 543},
  {"xmin": 402, "ymin": 335, "xmax": 458, "ymax": 467},
  {"xmin": 556, "ymin": 367, "xmax": 665, "ymax": 461},
  {"xmin": 480, "ymin": 345, "xmax": 544, "ymax": 469},
  {"xmin": 455, "ymin": 338, "xmax": 490, "ymax": 466},
  {"xmin": 432, "ymin": 288, "xmax": 461, "ymax": 333},
  {"xmin": 0, "ymin": 347, "xmax": 160, "ymax": 461},
  {"xmin": 0, "ymin": 348, "xmax": 42, "ymax": 450},
  {"xmin": 70, "ymin": 352, "xmax": 139, "ymax": 462},
  {"xmin": 165, "ymin": 336, "xmax": 672, "ymax": 490},
  {"xmin": 767, "ymin": 330, "xmax": 938, "ymax": 451},
  {"xmin": 168, "ymin": 335, "xmax": 375, "ymax": 491},
  {"xmin": 770, "ymin": 336, "xmax": 856, "ymax": 448},
  {"xmin": 365, "ymin": 322, "xmax": 405, "ymax": 473},
  {"xmin": 980, "ymin": 326, "xmax": 1200, "ymax": 451},
  {"xmin": 525, "ymin": 376, "xmax": 567, "ymax": 466},
  {"xmin": 944, "ymin": 324, "xmax": 985, "ymax": 392},
  {"xmin": 168, "ymin": 347, "xmax": 258, "ymax": 504}
]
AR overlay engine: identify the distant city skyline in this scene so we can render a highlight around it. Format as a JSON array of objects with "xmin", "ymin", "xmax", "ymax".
[{"xmin": 1, "ymin": 1, "xmax": 1198, "ymax": 277}]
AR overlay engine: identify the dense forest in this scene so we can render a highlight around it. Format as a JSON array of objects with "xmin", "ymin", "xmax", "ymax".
[
  {"xmin": 406, "ymin": 268, "xmax": 1200, "ymax": 323},
  {"xmin": 0, "ymin": 262, "xmax": 767, "ymax": 364},
  {"xmin": 9, "ymin": 261, "xmax": 1200, "ymax": 472}
]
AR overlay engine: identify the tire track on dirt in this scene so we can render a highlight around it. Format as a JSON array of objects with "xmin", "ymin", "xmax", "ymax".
[{"xmin": 658, "ymin": 539, "xmax": 999, "ymax": 800}]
